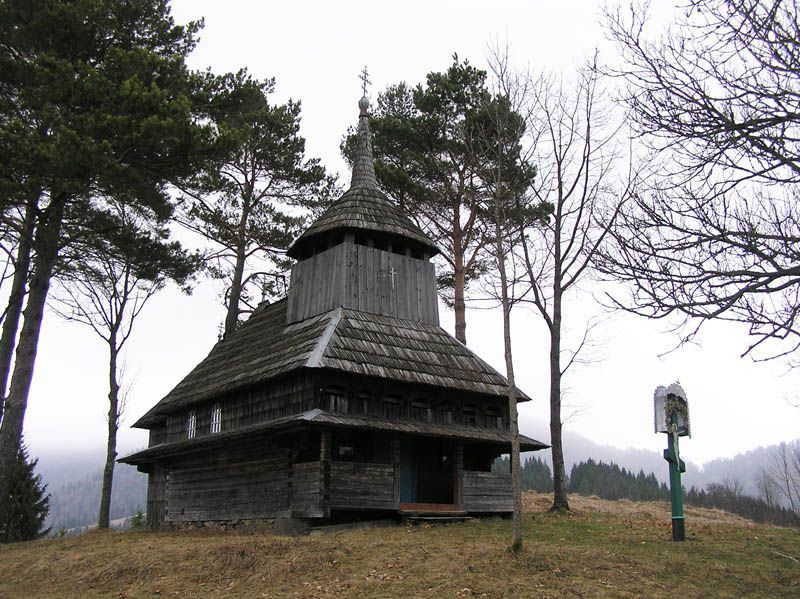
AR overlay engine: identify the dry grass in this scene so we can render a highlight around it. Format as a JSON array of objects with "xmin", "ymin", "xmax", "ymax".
[{"xmin": 1, "ymin": 492, "xmax": 798, "ymax": 598}]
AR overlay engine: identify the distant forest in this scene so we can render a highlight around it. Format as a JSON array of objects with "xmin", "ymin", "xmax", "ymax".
[
  {"xmin": 495, "ymin": 456, "xmax": 798, "ymax": 529},
  {"xmin": 46, "ymin": 465, "xmax": 146, "ymax": 532}
]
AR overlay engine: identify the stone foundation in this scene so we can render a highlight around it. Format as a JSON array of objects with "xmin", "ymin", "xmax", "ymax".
[{"xmin": 161, "ymin": 518, "xmax": 275, "ymax": 533}]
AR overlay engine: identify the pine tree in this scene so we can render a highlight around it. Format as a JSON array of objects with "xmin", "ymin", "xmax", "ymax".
[{"xmin": 0, "ymin": 443, "xmax": 49, "ymax": 542}]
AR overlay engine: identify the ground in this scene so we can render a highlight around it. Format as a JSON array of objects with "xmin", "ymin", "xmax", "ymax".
[{"xmin": 0, "ymin": 492, "xmax": 798, "ymax": 598}]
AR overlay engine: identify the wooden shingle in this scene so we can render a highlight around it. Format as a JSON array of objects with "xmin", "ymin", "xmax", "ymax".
[{"xmin": 134, "ymin": 300, "xmax": 530, "ymax": 427}]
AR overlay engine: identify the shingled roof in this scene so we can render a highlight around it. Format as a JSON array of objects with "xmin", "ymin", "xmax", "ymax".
[
  {"xmin": 287, "ymin": 97, "xmax": 439, "ymax": 258},
  {"xmin": 133, "ymin": 299, "xmax": 530, "ymax": 427},
  {"xmin": 122, "ymin": 408, "xmax": 547, "ymax": 465}
]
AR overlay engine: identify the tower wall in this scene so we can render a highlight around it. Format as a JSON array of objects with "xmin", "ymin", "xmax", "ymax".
[{"xmin": 287, "ymin": 240, "xmax": 439, "ymax": 324}]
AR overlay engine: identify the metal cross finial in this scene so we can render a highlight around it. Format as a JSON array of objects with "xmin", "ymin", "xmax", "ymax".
[{"xmin": 359, "ymin": 66, "xmax": 371, "ymax": 97}]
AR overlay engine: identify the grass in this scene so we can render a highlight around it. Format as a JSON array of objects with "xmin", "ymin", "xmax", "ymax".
[{"xmin": 0, "ymin": 492, "xmax": 798, "ymax": 598}]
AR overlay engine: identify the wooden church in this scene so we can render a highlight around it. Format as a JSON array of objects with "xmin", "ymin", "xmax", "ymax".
[{"xmin": 121, "ymin": 96, "xmax": 546, "ymax": 529}]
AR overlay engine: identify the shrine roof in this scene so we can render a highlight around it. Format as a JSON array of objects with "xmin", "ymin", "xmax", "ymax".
[{"xmin": 132, "ymin": 299, "xmax": 531, "ymax": 428}]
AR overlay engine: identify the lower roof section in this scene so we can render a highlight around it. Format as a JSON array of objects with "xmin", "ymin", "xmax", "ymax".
[
  {"xmin": 120, "ymin": 409, "xmax": 548, "ymax": 465},
  {"xmin": 134, "ymin": 300, "xmax": 532, "ymax": 428}
]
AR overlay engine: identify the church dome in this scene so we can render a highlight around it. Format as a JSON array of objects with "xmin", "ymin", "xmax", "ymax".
[{"xmin": 287, "ymin": 97, "xmax": 439, "ymax": 259}]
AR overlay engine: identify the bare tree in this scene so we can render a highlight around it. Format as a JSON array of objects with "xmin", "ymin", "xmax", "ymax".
[
  {"xmin": 769, "ymin": 441, "xmax": 800, "ymax": 518},
  {"xmin": 472, "ymin": 50, "xmax": 543, "ymax": 549},
  {"xmin": 601, "ymin": 0, "xmax": 800, "ymax": 362},
  {"xmin": 52, "ymin": 203, "xmax": 196, "ymax": 529},
  {"xmin": 756, "ymin": 469, "xmax": 780, "ymax": 510},
  {"xmin": 516, "ymin": 61, "xmax": 632, "ymax": 510}
]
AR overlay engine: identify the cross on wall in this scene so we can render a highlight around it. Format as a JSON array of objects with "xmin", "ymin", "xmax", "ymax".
[{"xmin": 380, "ymin": 267, "xmax": 398, "ymax": 291}]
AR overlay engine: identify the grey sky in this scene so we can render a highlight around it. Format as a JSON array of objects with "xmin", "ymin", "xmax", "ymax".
[{"xmin": 21, "ymin": 0, "xmax": 799, "ymax": 465}]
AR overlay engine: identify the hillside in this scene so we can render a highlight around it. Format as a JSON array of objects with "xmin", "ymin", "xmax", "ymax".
[{"xmin": 1, "ymin": 492, "xmax": 797, "ymax": 598}]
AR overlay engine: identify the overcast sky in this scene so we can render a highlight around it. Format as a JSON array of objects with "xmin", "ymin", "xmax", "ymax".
[{"xmin": 21, "ymin": 0, "xmax": 799, "ymax": 467}]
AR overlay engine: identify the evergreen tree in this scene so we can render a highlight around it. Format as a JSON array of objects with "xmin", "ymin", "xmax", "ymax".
[
  {"xmin": 568, "ymin": 459, "xmax": 668, "ymax": 501},
  {"xmin": 520, "ymin": 456, "xmax": 554, "ymax": 493},
  {"xmin": 343, "ymin": 56, "xmax": 496, "ymax": 344},
  {"xmin": 0, "ymin": 443, "xmax": 49, "ymax": 542},
  {"xmin": 0, "ymin": 0, "xmax": 212, "ymax": 522},
  {"xmin": 181, "ymin": 70, "xmax": 336, "ymax": 334}
]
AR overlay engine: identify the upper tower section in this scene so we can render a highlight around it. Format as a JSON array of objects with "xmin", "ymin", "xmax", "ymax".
[
  {"xmin": 287, "ymin": 97, "xmax": 438, "ymax": 260},
  {"xmin": 286, "ymin": 96, "xmax": 440, "ymax": 325}
]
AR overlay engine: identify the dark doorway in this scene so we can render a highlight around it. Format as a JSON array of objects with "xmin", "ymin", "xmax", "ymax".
[{"xmin": 399, "ymin": 438, "xmax": 454, "ymax": 504}]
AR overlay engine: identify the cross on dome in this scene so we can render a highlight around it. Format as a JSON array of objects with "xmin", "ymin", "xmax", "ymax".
[{"xmin": 359, "ymin": 65, "xmax": 371, "ymax": 98}]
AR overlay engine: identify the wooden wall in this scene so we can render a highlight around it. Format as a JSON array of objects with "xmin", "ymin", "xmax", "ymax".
[
  {"xmin": 287, "ymin": 241, "xmax": 438, "ymax": 325},
  {"xmin": 165, "ymin": 448, "xmax": 290, "ymax": 523},
  {"xmin": 460, "ymin": 471, "xmax": 514, "ymax": 513},
  {"xmin": 291, "ymin": 461, "xmax": 325, "ymax": 518},
  {"xmin": 146, "ymin": 466, "xmax": 168, "ymax": 529},
  {"xmin": 328, "ymin": 462, "xmax": 395, "ymax": 511},
  {"xmin": 155, "ymin": 376, "xmax": 315, "ymax": 445}
]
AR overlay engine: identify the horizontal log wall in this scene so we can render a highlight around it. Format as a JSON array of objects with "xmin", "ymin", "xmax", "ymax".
[
  {"xmin": 460, "ymin": 471, "xmax": 513, "ymax": 513},
  {"xmin": 166, "ymin": 452, "xmax": 290, "ymax": 522},
  {"xmin": 291, "ymin": 461, "xmax": 324, "ymax": 517},
  {"xmin": 287, "ymin": 241, "xmax": 438, "ymax": 325},
  {"xmin": 316, "ymin": 372, "xmax": 511, "ymax": 431},
  {"xmin": 146, "ymin": 466, "xmax": 167, "ymax": 529},
  {"xmin": 161, "ymin": 376, "xmax": 314, "ymax": 444},
  {"xmin": 328, "ymin": 462, "xmax": 395, "ymax": 510}
]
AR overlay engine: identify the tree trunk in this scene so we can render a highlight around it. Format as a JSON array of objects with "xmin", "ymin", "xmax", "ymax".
[
  {"xmin": 0, "ymin": 196, "xmax": 65, "ymax": 523},
  {"xmin": 223, "ymin": 210, "xmax": 249, "ymax": 336},
  {"xmin": 550, "ymin": 281, "xmax": 570, "ymax": 510},
  {"xmin": 98, "ymin": 331, "xmax": 120, "ymax": 529},
  {"xmin": 0, "ymin": 194, "xmax": 38, "ymax": 422},
  {"xmin": 453, "ymin": 205, "xmax": 467, "ymax": 344},
  {"xmin": 494, "ymin": 211, "xmax": 522, "ymax": 551}
]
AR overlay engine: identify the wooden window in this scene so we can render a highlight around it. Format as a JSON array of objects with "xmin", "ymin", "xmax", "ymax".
[
  {"xmin": 322, "ymin": 387, "xmax": 348, "ymax": 413},
  {"xmin": 485, "ymin": 406, "xmax": 503, "ymax": 429},
  {"xmin": 210, "ymin": 404, "xmax": 222, "ymax": 434},
  {"xmin": 186, "ymin": 410, "xmax": 196, "ymax": 439},
  {"xmin": 436, "ymin": 402, "xmax": 453, "ymax": 424},
  {"xmin": 354, "ymin": 393, "xmax": 371, "ymax": 415},
  {"xmin": 382, "ymin": 396, "xmax": 402, "ymax": 419},
  {"xmin": 411, "ymin": 399, "xmax": 432, "ymax": 422},
  {"xmin": 463, "ymin": 404, "xmax": 478, "ymax": 426}
]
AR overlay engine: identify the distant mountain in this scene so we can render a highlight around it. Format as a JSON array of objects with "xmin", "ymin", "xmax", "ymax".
[
  {"xmin": 33, "ymin": 448, "xmax": 147, "ymax": 532},
  {"xmin": 519, "ymin": 423, "xmax": 693, "ymax": 484},
  {"xmin": 689, "ymin": 445, "xmax": 782, "ymax": 497},
  {"xmin": 519, "ymin": 420, "xmax": 796, "ymax": 501}
]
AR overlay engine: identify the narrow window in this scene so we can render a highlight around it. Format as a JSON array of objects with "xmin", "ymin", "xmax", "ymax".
[
  {"xmin": 354, "ymin": 393, "xmax": 372, "ymax": 415},
  {"xmin": 411, "ymin": 399, "xmax": 432, "ymax": 422},
  {"xmin": 382, "ymin": 396, "xmax": 402, "ymax": 419},
  {"xmin": 485, "ymin": 406, "xmax": 503, "ymax": 429},
  {"xmin": 436, "ymin": 402, "xmax": 453, "ymax": 424},
  {"xmin": 322, "ymin": 387, "xmax": 348, "ymax": 413},
  {"xmin": 463, "ymin": 404, "xmax": 478, "ymax": 426},
  {"xmin": 187, "ymin": 410, "xmax": 196, "ymax": 439},
  {"xmin": 211, "ymin": 404, "xmax": 222, "ymax": 434}
]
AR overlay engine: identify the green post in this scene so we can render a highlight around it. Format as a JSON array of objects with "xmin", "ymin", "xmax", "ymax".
[{"xmin": 663, "ymin": 413, "xmax": 686, "ymax": 541}]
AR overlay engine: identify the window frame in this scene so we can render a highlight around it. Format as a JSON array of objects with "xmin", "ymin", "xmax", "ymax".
[
  {"xmin": 187, "ymin": 410, "xmax": 197, "ymax": 439},
  {"xmin": 210, "ymin": 403, "xmax": 222, "ymax": 434}
]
